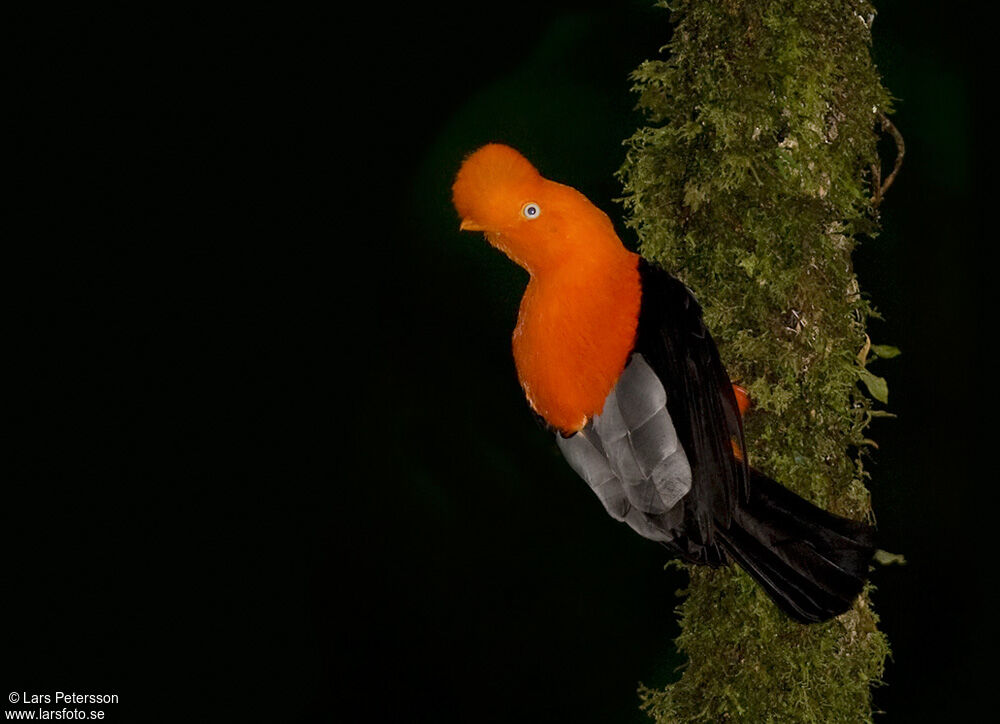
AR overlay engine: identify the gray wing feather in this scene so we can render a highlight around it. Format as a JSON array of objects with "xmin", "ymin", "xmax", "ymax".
[
  {"xmin": 614, "ymin": 354, "xmax": 667, "ymax": 428},
  {"xmin": 556, "ymin": 354, "xmax": 692, "ymax": 541},
  {"xmin": 556, "ymin": 431, "xmax": 630, "ymax": 521}
]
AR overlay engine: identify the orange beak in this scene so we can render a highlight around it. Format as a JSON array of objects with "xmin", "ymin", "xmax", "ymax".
[{"xmin": 459, "ymin": 219, "xmax": 487, "ymax": 232}]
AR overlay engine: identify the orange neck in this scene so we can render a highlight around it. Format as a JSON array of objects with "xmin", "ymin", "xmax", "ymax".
[{"xmin": 512, "ymin": 246, "xmax": 641, "ymax": 434}]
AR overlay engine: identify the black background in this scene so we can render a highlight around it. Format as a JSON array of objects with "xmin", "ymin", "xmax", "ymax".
[{"xmin": 7, "ymin": 2, "xmax": 995, "ymax": 722}]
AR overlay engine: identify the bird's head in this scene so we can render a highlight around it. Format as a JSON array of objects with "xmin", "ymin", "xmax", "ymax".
[{"xmin": 453, "ymin": 143, "xmax": 619, "ymax": 274}]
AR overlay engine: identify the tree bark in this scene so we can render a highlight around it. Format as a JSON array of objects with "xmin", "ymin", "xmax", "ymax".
[{"xmin": 619, "ymin": 1, "xmax": 894, "ymax": 720}]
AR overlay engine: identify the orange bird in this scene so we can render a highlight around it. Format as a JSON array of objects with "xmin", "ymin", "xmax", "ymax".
[{"xmin": 454, "ymin": 144, "xmax": 875, "ymax": 623}]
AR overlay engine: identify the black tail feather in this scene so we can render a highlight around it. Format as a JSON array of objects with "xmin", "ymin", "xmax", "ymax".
[{"xmin": 719, "ymin": 470, "xmax": 876, "ymax": 623}]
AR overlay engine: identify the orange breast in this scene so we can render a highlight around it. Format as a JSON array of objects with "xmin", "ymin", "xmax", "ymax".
[{"xmin": 513, "ymin": 251, "xmax": 641, "ymax": 434}]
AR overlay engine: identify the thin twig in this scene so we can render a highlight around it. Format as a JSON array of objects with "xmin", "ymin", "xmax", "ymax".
[{"xmin": 871, "ymin": 112, "xmax": 904, "ymax": 206}]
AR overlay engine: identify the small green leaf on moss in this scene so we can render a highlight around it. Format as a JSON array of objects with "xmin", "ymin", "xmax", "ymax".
[
  {"xmin": 871, "ymin": 345, "xmax": 901, "ymax": 359},
  {"xmin": 873, "ymin": 549, "xmax": 907, "ymax": 566},
  {"xmin": 858, "ymin": 369, "xmax": 889, "ymax": 403}
]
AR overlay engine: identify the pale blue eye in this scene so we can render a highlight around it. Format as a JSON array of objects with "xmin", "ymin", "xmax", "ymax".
[{"xmin": 522, "ymin": 202, "xmax": 541, "ymax": 219}]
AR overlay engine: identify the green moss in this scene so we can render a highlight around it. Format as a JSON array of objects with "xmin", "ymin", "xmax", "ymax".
[{"xmin": 618, "ymin": 1, "xmax": 893, "ymax": 720}]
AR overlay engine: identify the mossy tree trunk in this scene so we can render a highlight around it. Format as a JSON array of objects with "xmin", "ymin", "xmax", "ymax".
[{"xmin": 618, "ymin": 1, "xmax": 894, "ymax": 721}]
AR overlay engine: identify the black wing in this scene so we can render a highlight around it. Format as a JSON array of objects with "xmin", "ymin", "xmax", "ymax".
[{"xmin": 633, "ymin": 259, "xmax": 749, "ymax": 561}]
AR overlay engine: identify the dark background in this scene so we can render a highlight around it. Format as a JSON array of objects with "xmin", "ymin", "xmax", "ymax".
[{"xmin": 7, "ymin": 1, "xmax": 994, "ymax": 721}]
